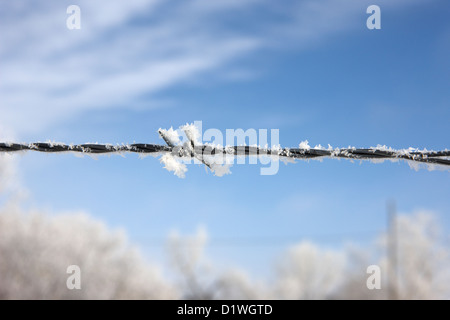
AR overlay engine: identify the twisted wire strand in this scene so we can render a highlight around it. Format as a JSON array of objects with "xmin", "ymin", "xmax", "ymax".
[
  {"xmin": 0, "ymin": 142, "xmax": 171, "ymax": 154},
  {"xmin": 1, "ymin": 142, "xmax": 449, "ymax": 166}
]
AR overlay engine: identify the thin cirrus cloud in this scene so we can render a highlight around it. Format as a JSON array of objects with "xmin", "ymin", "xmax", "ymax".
[{"xmin": 0, "ymin": 0, "xmax": 430, "ymax": 135}]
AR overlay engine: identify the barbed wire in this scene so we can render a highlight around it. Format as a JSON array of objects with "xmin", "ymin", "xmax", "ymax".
[{"xmin": 1, "ymin": 141, "xmax": 449, "ymax": 166}]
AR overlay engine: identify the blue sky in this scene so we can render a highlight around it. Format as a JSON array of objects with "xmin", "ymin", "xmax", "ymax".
[{"xmin": 1, "ymin": 0, "xmax": 449, "ymax": 276}]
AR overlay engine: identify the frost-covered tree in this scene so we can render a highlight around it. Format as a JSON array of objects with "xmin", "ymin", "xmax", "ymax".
[
  {"xmin": 214, "ymin": 269, "xmax": 270, "ymax": 300},
  {"xmin": 167, "ymin": 227, "xmax": 216, "ymax": 299},
  {"xmin": 167, "ymin": 227, "xmax": 270, "ymax": 299},
  {"xmin": 383, "ymin": 211, "xmax": 450, "ymax": 299},
  {"xmin": 165, "ymin": 212, "xmax": 450, "ymax": 300},
  {"xmin": 332, "ymin": 211, "xmax": 450, "ymax": 299},
  {"xmin": 274, "ymin": 242, "xmax": 345, "ymax": 299},
  {"xmin": 0, "ymin": 208, "xmax": 177, "ymax": 299},
  {"xmin": 0, "ymin": 154, "xmax": 14, "ymax": 193}
]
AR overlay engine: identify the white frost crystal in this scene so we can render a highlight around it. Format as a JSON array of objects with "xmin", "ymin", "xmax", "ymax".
[{"xmin": 160, "ymin": 153, "xmax": 187, "ymax": 178}]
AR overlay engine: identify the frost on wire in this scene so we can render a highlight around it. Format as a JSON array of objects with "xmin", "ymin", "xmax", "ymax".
[{"xmin": 0, "ymin": 122, "xmax": 449, "ymax": 178}]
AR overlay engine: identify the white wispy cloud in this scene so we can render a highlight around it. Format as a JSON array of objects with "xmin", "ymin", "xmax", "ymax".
[{"xmin": 0, "ymin": 0, "xmax": 431, "ymax": 135}]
